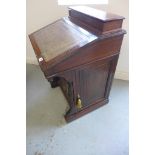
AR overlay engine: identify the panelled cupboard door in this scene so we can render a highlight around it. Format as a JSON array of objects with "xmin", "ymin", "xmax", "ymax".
[{"xmin": 75, "ymin": 59, "xmax": 111, "ymax": 109}]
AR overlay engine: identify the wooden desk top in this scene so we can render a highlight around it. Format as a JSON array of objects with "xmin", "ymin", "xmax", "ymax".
[
  {"xmin": 29, "ymin": 17, "xmax": 97, "ymax": 62},
  {"xmin": 69, "ymin": 6, "xmax": 124, "ymax": 22},
  {"xmin": 29, "ymin": 6, "xmax": 125, "ymax": 70}
]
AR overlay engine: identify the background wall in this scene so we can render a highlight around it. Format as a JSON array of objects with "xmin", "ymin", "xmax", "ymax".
[{"xmin": 27, "ymin": 0, "xmax": 129, "ymax": 80}]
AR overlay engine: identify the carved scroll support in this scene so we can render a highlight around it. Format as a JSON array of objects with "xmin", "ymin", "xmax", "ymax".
[
  {"xmin": 50, "ymin": 77, "xmax": 60, "ymax": 88},
  {"xmin": 46, "ymin": 71, "xmax": 77, "ymax": 121}
]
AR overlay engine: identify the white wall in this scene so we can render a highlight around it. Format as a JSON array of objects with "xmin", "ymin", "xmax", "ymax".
[{"xmin": 27, "ymin": 0, "xmax": 129, "ymax": 80}]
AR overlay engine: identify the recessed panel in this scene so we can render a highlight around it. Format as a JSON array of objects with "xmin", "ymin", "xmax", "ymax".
[{"xmin": 78, "ymin": 61, "xmax": 110, "ymax": 107}]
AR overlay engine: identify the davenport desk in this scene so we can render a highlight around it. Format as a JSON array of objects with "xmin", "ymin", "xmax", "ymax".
[{"xmin": 29, "ymin": 6, "xmax": 126, "ymax": 122}]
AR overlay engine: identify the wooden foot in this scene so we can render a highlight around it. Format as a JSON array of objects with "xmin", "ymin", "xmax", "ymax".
[{"xmin": 65, "ymin": 99, "xmax": 109, "ymax": 123}]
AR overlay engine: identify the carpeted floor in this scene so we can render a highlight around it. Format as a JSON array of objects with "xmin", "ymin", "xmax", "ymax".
[{"xmin": 26, "ymin": 64, "xmax": 129, "ymax": 155}]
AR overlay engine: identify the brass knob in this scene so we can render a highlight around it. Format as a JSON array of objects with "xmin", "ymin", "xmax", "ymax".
[{"xmin": 76, "ymin": 94, "xmax": 82, "ymax": 109}]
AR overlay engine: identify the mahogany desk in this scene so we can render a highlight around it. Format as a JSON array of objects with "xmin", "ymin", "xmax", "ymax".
[{"xmin": 29, "ymin": 6, "xmax": 126, "ymax": 122}]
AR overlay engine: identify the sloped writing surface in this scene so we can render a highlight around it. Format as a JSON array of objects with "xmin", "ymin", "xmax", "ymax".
[{"xmin": 31, "ymin": 18, "xmax": 97, "ymax": 62}]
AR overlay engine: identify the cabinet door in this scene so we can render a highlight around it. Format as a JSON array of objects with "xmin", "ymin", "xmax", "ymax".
[{"xmin": 75, "ymin": 58, "xmax": 115, "ymax": 109}]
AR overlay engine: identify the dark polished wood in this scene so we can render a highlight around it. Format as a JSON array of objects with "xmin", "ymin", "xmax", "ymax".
[
  {"xmin": 29, "ymin": 6, "xmax": 126, "ymax": 122},
  {"xmin": 69, "ymin": 6, "xmax": 124, "ymax": 33}
]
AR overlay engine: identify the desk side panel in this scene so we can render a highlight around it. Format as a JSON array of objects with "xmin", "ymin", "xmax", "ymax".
[{"xmin": 45, "ymin": 34, "xmax": 124, "ymax": 77}]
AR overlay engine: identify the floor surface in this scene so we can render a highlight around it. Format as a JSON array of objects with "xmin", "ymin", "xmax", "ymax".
[{"xmin": 26, "ymin": 64, "xmax": 129, "ymax": 155}]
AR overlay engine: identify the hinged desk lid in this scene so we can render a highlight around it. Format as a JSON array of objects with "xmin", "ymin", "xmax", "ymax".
[{"xmin": 29, "ymin": 17, "xmax": 97, "ymax": 62}]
